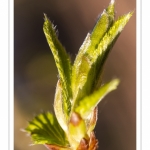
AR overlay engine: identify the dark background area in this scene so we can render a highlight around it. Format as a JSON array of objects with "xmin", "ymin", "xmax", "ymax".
[{"xmin": 14, "ymin": 0, "xmax": 136, "ymax": 150}]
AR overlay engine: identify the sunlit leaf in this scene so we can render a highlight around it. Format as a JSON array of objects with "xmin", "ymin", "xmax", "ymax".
[
  {"xmin": 90, "ymin": 0, "xmax": 115, "ymax": 50},
  {"xmin": 43, "ymin": 14, "xmax": 72, "ymax": 119},
  {"xmin": 93, "ymin": 12, "xmax": 133, "ymax": 89},
  {"xmin": 25, "ymin": 112, "xmax": 69, "ymax": 147},
  {"xmin": 71, "ymin": 0, "xmax": 116, "ymax": 104},
  {"xmin": 75, "ymin": 79, "xmax": 120, "ymax": 119},
  {"xmin": 54, "ymin": 80, "xmax": 68, "ymax": 132}
]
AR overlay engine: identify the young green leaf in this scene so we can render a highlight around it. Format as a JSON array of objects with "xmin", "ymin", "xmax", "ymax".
[
  {"xmin": 75, "ymin": 79, "xmax": 120, "ymax": 119},
  {"xmin": 71, "ymin": 0, "xmax": 116, "ymax": 104},
  {"xmin": 43, "ymin": 14, "xmax": 72, "ymax": 119},
  {"xmin": 54, "ymin": 80, "xmax": 68, "ymax": 132},
  {"xmin": 72, "ymin": 11, "xmax": 132, "ymax": 109},
  {"xmin": 90, "ymin": 0, "xmax": 115, "ymax": 50},
  {"xmin": 93, "ymin": 12, "xmax": 133, "ymax": 89},
  {"xmin": 25, "ymin": 112, "xmax": 69, "ymax": 147}
]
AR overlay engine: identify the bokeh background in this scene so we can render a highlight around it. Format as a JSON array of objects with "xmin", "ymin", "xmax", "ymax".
[{"xmin": 14, "ymin": 0, "xmax": 136, "ymax": 150}]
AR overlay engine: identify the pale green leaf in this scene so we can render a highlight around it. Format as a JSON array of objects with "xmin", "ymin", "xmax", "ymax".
[
  {"xmin": 25, "ymin": 112, "xmax": 69, "ymax": 147},
  {"xmin": 43, "ymin": 14, "xmax": 72, "ymax": 119},
  {"xmin": 71, "ymin": 33, "xmax": 91, "ymax": 102},
  {"xmin": 93, "ymin": 12, "xmax": 133, "ymax": 89},
  {"xmin": 75, "ymin": 79, "xmax": 120, "ymax": 119},
  {"xmin": 71, "ymin": 1, "xmax": 116, "ymax": 104},
  {"xmin": 90, "ymin": 11, "xmax": 110, "ymax": 50},
  {"xmin": 54, "ymin": 80, "xmax": 68, "ymax": 132},
  {"xmin": 71, "ymin": 10, "xmax": 132, "ymax": 107},
  {"xmin": 90, "ymin": 0, "xmax": 115, "ymax": 50}
]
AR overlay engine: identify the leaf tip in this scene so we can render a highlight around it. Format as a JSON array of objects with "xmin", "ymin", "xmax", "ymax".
[
  {"xmin": 110, "ymin": 0, "xmax": 115, "ymax": 4},
  {"xmin": 43, "ymin": 13, "xmax": 48, "ymax": 20},
  {"xmin": 127, "ymin": 11, "xmax": 134, "ymax": 18},
  {"xmin": 111, "ymin": 78, "xmax": 120, "ymax": 89}
]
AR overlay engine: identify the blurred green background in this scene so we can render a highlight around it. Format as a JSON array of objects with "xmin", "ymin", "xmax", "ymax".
[{"xmin": 14, "ymin": 0, "xmax": 136, "ymax": 150}]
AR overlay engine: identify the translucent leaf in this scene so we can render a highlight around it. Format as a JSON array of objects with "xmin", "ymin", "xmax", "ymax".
[
  {"xmin": 71, "ymin": 0, "xmax": 116, "ymax": 104},
  {"xmin": 90, "ymin": 0, "xmax": 115, "ymax": 50},
  {"xmin": 75, "ymin": 79, "xmax": 120, "ymax": 119},
  {"xmin": 71, "ymin": 10, "xmax": 132, "ymax": 107},
  {"xmin": 90, "ymin": 11, "xmax": 110, "ymax": 50},
  {"xmin": 93, "ymin": 12, "xmax": 133, "ymax": 89},
  {"xmin": 54, "ymin": 80, "xmax": 68, "ymax": 132},
  {"xmin": 25, "ymin": 112, "xmax": 69, "ymax": 147},
  {"xmin": 43, "ymin": 14, "xmax": 72, "ymax": 119}
]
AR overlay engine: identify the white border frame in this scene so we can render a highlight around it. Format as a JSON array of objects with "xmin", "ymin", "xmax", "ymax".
[
  {"xmin": 9, "ymin": 0, "xmax": 14, "ymax": 149},
  {"xmin": 0, "ymin": 0, "xmax": 14, "ymax": 149},
  {"xmin": 136, "ymin": 0, "xmax": 141, "ymax": 149},
  {"xmin": 0, "ymin": 0, "xmax": 9, "ymax": 149},
  {"xmin": 141, "ymin": 0, "xmax": 150, "ymax": 150}
]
